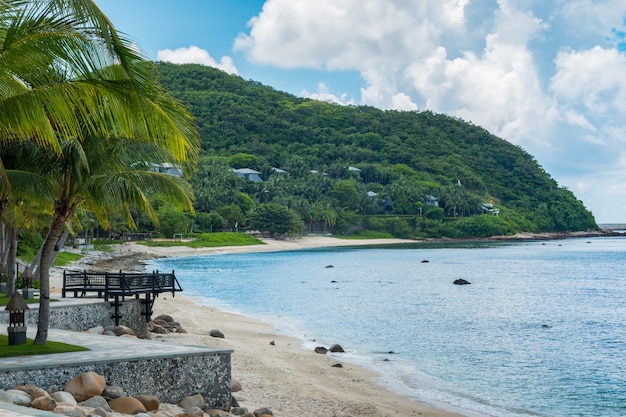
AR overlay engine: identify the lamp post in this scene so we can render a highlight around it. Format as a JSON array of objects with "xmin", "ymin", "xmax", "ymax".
[{"xmin": 5, "ymin": 291, "xmax": 29, "ymax": 345}]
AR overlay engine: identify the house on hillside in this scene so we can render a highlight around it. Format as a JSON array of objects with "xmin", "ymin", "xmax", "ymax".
[
  {"xmin": 149, "ymin": 162, "xmax": 184, "ymax": 177},
  {"xmin": 425, "ymin": 195, "xmax": 439, "ymax": 207},
  {"xmin": 481, "ymin": 203, "xmax": 500, "ymax": 216},
  {"xmin": 232, "ymin": 168, "xmax": 262, "ymax": 182}
]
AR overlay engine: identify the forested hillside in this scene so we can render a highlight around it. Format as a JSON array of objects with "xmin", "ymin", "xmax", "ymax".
[{"xmin": 156, "ymin": 62, "xmax": 597, "ymax": 238}]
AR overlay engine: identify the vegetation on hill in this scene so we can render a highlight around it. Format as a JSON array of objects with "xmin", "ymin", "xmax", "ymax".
[{"xmin": 154, "ymin": 62, "xmax": 597, "ymax": 238}]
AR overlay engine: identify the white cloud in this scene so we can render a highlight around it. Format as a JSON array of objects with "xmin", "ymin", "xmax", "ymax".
[
  {"xmin": 301, "ymin": 83, "xmax": 355, "ymax": 105},
  {"xmin": 551, "ymin": 46, "xmax": 626, "ymax": 115},
  {"xmin": 156, "ymin": 46, "xmax": 238, "ymax": 75}
]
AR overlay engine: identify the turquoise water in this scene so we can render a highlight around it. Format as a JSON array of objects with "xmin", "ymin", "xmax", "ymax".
[{"xmin": 147, "ymin": 237, "xmax": 626, "ymax": 417}]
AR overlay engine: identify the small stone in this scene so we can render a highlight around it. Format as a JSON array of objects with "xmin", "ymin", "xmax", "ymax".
[
  {"xmin": 331, "ymin": 363, "xmax": 343, "ymax": 368},
  {"xmin": 231, "ymin": 378, "xmax": 242, "ymax": 392},
  {"xmin": 102, "ymin": 385, "xmax": 124, "ymax": 399},
  {"xmin": 108, "ymin": 396, "xmax": 147, "ymax": 414},
  {"xmin": 314, "ymin": 346, "xmax": 328, "ymax": 354},
  {"xmin": 150, "ymin": 324, "xmax": 168, "ymax": 334},
  {"xmin": 85, "ymin": 326, "xmax": 104, "ymax": 334},
  {"xmin": 175, "ymin": 328, "xmax": 188, "ymax": 334},
  {"xmin": 253, "ymin": 407, "xmax": 274, "ymax": 416},
  {"xmin": 6, "ymin": 389, "xmax": 31, "ymax": 406},
  {"xmin": 0, "ymin": 389, "xmax": 12, "ymax": 403},
  {"xmin": 54, "ymin": 404, "xmax": 87, "ymax": 417},
  {"xmin": 179, "ymin": 393, "xmax": 204, "ymax": 409},
  {"xmin": 329, "ymin": 344, "xmax": 345, "ymax": 353},
  {"xmin": 134, "ymin": 394, "xmax": 160, "ymax": 411},
  {"xmin": 177, "ymin": 406, "xmax": 204, "ymax": 417},
  {"xmin": 31, "ymin": 396, "xmax": 57, "ymax": 411},
  {"xmin": 158, "ymin": 403, "xmax": 185, "ymax": 415},
  {"xmin": 52, "ymin": 391, "xmax": 77, "ymax": 405},
  {"xmin": 112, "ymin": 325, "xmax": 136, "ymax": 336},
  {"xmin": 80, "ymin": 395, "xmax": 111, "ymax": 411},
  {"xmin": 89, "ymin": 407, "xmax": 108, "ymax": 417},
  {"xmin": 64, "ymin": 372, "xmax": 106, "ymax": 402},
  {"xmin": 154, "ymin": 314, "xmax": 175, "ymax": 322},
  {"xmin": 232, "ymin": 407, "xmax": 249, "ymax": 416},
  {"xmin": 205, "ymin": 409, "xmax": 231, "ymax": 417},
  {"xmin": 209, "ymin": 329, "xmax": 225, "ymax": 338}
]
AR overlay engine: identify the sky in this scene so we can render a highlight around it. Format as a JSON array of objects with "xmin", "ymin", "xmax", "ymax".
[{"xmin": 95, "ymin": 0, "xmax": 626, "ymax": 224}]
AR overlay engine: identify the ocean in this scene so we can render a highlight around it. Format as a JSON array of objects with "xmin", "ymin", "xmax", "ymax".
[{"xmin": 146, "ymin": 237, "xmax": 626, "ymax": 417}]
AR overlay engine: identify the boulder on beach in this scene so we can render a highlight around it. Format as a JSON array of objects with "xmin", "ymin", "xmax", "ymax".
[{"xmin": 64, "ymin": 371, "xmax": 106, "ymax": 402}]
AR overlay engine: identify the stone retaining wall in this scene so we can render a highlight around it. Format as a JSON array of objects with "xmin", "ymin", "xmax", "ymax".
[
  {"xmin": 0, "ymin": 352, "xmax": 232, "ymax": 409},
  {"xmin": 0, "ymin": 299, "xmax": 146, "ymax": 334}
]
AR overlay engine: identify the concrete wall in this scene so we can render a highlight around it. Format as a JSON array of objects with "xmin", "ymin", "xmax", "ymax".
[
  {"xmin": 0, "ymin": 299, "xmax": 147, "ymax": 335},
  {"xmin": 0, "ymin": 352, "xmax": 232, "ymax": 409}
]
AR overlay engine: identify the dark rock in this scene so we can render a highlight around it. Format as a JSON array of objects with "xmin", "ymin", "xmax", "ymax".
[
  {"xmin": 326, "ymin": 265, "xmax": 334, "ymax": 268},
  {"xmin": 209, "ymin": 329, "xmax": 225, "ymax": 338},
  {"xmin": 453, "ymin": 279, "xmax": 471, "ymax": 285},
  {"xmin": 314, "ymin": 346, "xmax": 328, "ymax": 354},
  {"xmin": 421, "ymin": 260, "xmax": 429, "ymax": 263},
  {"xmin": 269, "ymin": 340, "xmax": 275, "ymax": 346},
  {"xmin": 232, "ymin": 406, "xmax": 249, "ymax": 415},
  {"xmin": 328, "ymin": 344, "xmax": 345, "ymax": 353},
  {"xmin": 231, "ymin": 378, "xmax": 242, "ymax": 393},
  {"xmin": 254, "ymin": 407, "xmax": 274, "ymax": 416},
  {"xmin": 154, "ymin": 314, "xmax": 175, "ymax": 323},
  {"xmin": 331, "ymin": 363, "xmax": 343, "ymax": 368}
]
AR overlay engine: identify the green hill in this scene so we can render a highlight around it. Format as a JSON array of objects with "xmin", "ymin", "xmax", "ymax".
[{"xmin": 156, "ymin": 62, "xmax": 597, "ymax": 238}]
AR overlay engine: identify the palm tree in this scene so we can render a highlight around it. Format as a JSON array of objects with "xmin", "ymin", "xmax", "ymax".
[
  {"xmin": 0, "ymin": 0, "xmax": 199, "ymax": 344},
  {"xmin": 33, "ymin": 135, "xmax": 196, "ymax": 344}
]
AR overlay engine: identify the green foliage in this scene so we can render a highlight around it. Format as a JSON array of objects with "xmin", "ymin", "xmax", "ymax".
[
  {"xmin": 16, "ymin": 229, "xmax": 43, "ymax": 259},
  {"xmin": 156, "ymin": 205, "xmax": 192, "ymax": 238},
  {"xmin": 228, "ymin": 153, "xmax": 258, "ymax": 168},
  {"xmin": 248, "ymin": 203, "xmax": 304, "ymax": 237},
  {"xmin": 53, "ymin": 252, "xmax": 82, "ymax": 267},
  {"xmin": 195, "ymin": 211, "xmax": 227, "ymax": 232},
  {"xmin": 156, "ymin": 62, "xmax": 599, "ymax": 237},
  {"xmin": 216, "ymin": 204, "xmax": 246, "ymax": 230}
]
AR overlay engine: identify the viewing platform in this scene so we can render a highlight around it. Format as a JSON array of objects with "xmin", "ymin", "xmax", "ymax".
[{"xmin": 62, "ymin": 270, "xmax": 183, "ymax": 325}]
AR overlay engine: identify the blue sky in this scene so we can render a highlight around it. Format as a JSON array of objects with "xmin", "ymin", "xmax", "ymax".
[{"xmin": 96, "ymin": 0, "xmax": 626, "ymax": 223}]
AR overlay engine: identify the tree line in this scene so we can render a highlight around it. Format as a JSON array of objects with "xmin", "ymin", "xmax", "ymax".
[{"xmin": 150, "ymin": 62, "xmax": 597, "ymax": 238}]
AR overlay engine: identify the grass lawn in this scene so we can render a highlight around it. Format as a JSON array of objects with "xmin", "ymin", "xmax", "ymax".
[
  {"xmin": 0, "ymin": 335, "xmax": 89, "ymax": 357},
  {"xmin": 140, "ymin": 232, "xmax": 265, "ymax": 248},
  {"xmin": 0, "ymin": 294, "xmax": 38, "ymax": 305}
]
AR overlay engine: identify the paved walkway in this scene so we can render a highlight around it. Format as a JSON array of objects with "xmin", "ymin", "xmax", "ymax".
[{"xmin": 0, "ymin": 298, "xmax": 232, "ymax": 416}]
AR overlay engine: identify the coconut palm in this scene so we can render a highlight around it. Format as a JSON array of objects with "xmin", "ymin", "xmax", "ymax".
[
  {"xmin": 33, "ymin": 134, "xmax": 196, "ymax": 344},
  {"xmin": 0, "ymin": 0, "xmax": 199, "ymax": 344}
]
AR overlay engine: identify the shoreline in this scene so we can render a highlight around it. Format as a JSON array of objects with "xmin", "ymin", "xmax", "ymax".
[
  {"xmin": 52, "ymin": 235, "xmax": 471, "ymax": 416},
  {"xmin": 49, "ymin": 232, "xmax": 612, "ymax": 417}
]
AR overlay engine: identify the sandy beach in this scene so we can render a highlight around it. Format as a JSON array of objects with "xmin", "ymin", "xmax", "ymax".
[{"xmin": 50, "ymin": 236, "xmax": 468, "ymax": 417}]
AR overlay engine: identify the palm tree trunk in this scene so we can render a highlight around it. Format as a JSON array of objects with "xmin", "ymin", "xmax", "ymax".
[
  {"xmin": 34, "ymin": 216, "xmax": 66, "ymax": 345},
  {"xmin": 5, "ymin": 226, "xmax": 18, "ymax": 298}
]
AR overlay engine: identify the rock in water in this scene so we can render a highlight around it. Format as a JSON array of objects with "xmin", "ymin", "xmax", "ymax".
[{"xmin": 453, "ymin": 279, "xmax": 471, "ymax": 285}]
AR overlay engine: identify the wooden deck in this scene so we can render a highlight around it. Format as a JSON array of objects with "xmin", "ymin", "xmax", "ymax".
[{"xmin": 62, "ymin": 270, "xmax": 182, "ymax": 324}]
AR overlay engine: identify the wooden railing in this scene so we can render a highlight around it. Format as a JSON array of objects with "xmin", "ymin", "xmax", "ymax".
[{"xmin": 62, "ymin": 270, "xmax": 182, "ymax": 300}]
